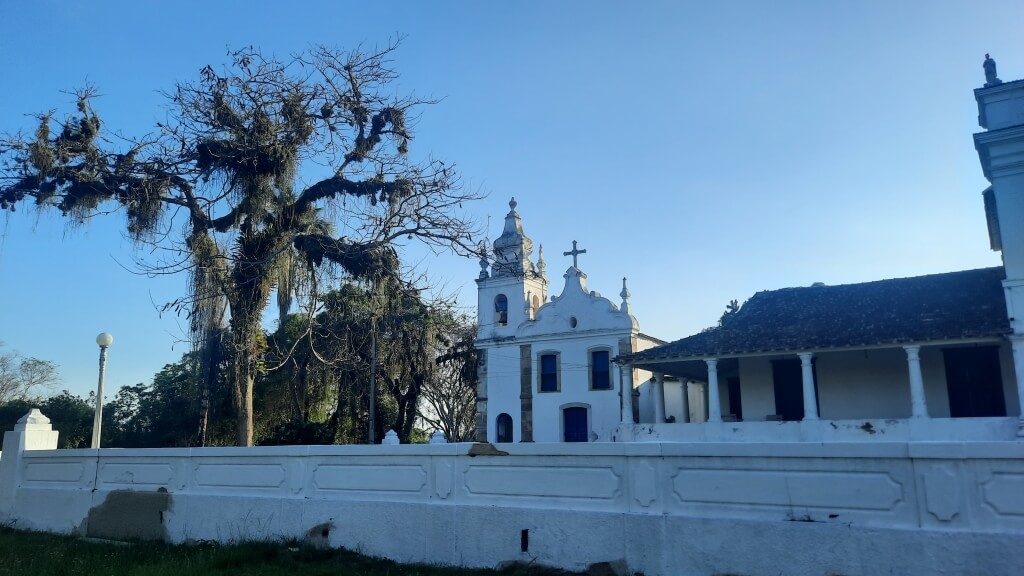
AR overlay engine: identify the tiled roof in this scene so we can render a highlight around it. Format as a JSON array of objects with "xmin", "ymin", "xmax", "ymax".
[{"xmin": 628, "ymin": 267, "xmax": 1009, "ymax": 362}]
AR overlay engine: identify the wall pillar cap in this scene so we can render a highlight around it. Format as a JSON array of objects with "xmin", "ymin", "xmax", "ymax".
[{"xmin": 15, "ymin": 409, "xmax": 52, "ymax": 432}]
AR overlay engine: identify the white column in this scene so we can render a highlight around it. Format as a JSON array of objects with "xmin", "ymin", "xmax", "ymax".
[
  {"xmin": 653, "ymin": 373, "xmax": 666, "ymax": 424},
  {"xmin": 903, "ymin": 345, "xmax": 928, "ymax": 418},
  {"xmin": 620, "ymin": 365, "xmax": 634, "ymax": 424},
  {"xmin": 1010, "ymin": 336, "xmax": 1024, "ymax": 438},
  {"xmin": 798, "ymin": 352, "xmax": 819, "ymax": 421},
  {"xmin": 680, "ymin": 379, "xmax": 691, "ymax": 423},
  {"xmin": 705, "ymin": 359, "xmax": 722, "ymax": 422}
]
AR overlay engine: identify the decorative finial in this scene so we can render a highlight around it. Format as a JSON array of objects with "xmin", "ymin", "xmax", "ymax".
[
  {"xmin": 509, "ymin": 197, "xmax": 518, "ymax": 211},
  {"xmin": 537, "ymin": 244, "xmax": 546, "ymax": 275},
  {"xmin": 563, "ymin": 240, "xmax": 587, "ymax": 269},
  {"xmin": 477, "ymin": 241, "xmax": 489, "ymax": 279},
  {"xmin": 984, "ymin": 53, "xmax": 1003, "ymax": 88},
  {"xmin": 620, "ymin": 277, "xmax": 633, "ymax": 315}
]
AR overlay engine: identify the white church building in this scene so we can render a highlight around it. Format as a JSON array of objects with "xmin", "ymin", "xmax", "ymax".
[{"xmin": 473, "ymin": 199, "xmax": 661, "ymax": 443}]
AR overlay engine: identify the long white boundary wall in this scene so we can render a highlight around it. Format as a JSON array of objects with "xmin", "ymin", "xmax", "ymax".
[{"xmin": 1, "ymin": 412, "xmax": 1023, "ymax": 575}]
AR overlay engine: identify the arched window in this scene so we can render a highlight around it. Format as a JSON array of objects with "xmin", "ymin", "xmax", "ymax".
[
  {"xmin": 495, "ymin": 294, "xmax": 508, "ymax": 326},
  {"xmin": 531, "ymin": 294, "xmax": 541, "ymax": 317},
  {"xmin": 496, "ymin": 413, "xmax": 514, "ymax": 443}
]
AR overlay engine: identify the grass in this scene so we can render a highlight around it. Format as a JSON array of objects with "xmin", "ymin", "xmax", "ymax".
[{"xmin": 0, "ymin": 526, "xmax": 576, "ymax": 576}]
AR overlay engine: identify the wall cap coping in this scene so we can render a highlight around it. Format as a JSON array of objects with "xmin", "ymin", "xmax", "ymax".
[
  {"xmin": 21, "ymin": 440, "xmax": 1024, "ymax": 460},
  {"xmin": 14, "ymin": 409, "xmax": 52, "ymax": 432}
]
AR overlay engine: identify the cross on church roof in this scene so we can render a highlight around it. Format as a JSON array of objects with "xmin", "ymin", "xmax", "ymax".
[{"xmin": 563, "ymin": 240, "xmax": 587, "ymax": 269}]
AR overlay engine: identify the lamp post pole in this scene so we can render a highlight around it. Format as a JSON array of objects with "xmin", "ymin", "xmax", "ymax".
[{"xmin": 91, "ymin": 333, "xmax": 113, "ymax": 449}]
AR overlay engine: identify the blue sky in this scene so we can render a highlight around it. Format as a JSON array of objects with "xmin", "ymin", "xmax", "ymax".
[{"xmin": 0, "ymin": 1, "xmax": 1021, "ymax": 400}]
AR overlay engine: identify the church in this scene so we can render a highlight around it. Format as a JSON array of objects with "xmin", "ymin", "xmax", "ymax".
[
  {"xmin": 476, "ymin": 58, "xmax": 1024, "ymax": 443},
  {"xmin": 473, "ymin": 199, "xmax": 662, "ymax": 443}
]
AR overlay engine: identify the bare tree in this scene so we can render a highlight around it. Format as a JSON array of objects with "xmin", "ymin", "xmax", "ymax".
[
  {"xmin": 0, "ymin": 343, "xmax": 60, "ymax": 404},
  {"xmin": 0, "ymin": 41, "xmax": 482, "ymax": 445},
  {"xmin": 418, "ymin": 317, "xmax": 477, "ymax": 442}
]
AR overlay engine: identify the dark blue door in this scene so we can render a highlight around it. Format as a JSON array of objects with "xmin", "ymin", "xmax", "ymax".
[{"xmin": 563, "ymin": 407, "xmax": 588, "ymax": 442}]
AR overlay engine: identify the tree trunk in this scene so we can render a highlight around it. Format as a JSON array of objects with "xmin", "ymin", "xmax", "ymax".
[
  {"xmin": 228, "ymin": 263, "xmax": 272, "ymax": 447},
  {"xmin": 232, "ymin": 318, "xmax": 259, "ymax": 447},
  {"xmin": 234, "ymin": 354, "xmax": 255, "ymax": 446},
  {"xmin": 197, "ymin": 385, "xmax": 209, "ymax": 447},
  {"xmin": 197, "ymin": 326, "xmax": 221, "ymax": 447}
]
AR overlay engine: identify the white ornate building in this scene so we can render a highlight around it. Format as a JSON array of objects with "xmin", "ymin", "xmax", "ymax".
[{"xmin": 473, "ymin": 199, "xmax": 660, "ymax": 442}]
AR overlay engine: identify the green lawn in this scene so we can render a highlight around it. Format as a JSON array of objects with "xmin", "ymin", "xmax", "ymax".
[{"xmin": 0, "ymin": 527, "xmax": 575, "ymax": 576}]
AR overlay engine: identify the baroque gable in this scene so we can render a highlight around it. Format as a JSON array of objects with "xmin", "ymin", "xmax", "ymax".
[{"xmin": 518, "ymin": 266, "xmax": 637, "ymax": 339}]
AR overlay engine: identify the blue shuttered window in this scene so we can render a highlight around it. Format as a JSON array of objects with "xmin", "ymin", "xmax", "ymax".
[
  {"xmin": 540, "ymin": 353, "xmax": 558, "ymax": 392},
  {"xmin": 591, "ymin": 350, "xmax": 610, "ymax": 390}
]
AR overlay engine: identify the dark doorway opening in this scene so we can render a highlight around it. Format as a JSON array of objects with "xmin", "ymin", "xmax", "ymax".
[
  {"xmin": 771, "ymin": 358, "xmax": 817, "ymax": 421},
  {"xmin": 727, "ymin": 377, "xmax": 743, "ymax": 421},
  {"xmin": 943, "ymin": 346, "xmax": 1006, "ymax": 417},
  {"xmin": 772, "ymin": 359, "xmax": 802, "ymax": 421}
]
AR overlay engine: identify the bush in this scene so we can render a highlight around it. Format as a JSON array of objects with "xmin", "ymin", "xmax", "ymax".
[{"xmin": 259, "ymin": 420, "xmax": 335, "ymax": 446}]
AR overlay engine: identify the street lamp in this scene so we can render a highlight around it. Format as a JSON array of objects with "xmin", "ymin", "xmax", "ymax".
[{"xmin": 91, "ymin": 332, "xmax": 113, "ymax": 449}]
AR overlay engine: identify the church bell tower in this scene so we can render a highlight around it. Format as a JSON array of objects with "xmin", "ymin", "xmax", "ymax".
[
  {"xmin": 476, "ymin": 198, "xmax": 548, "ymax": 336},
  {"xmin": 473, "ymin": 198, "xmax": 548, "ymax": 441}
]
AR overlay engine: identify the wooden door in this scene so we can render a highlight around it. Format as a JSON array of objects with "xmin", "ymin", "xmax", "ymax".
[{"xmin": 563, "ymin": 407, "xmax": 588, "ymax": 442}]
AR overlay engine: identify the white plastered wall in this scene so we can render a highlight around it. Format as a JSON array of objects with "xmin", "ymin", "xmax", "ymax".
[
  {"xmin": 530, "ymin": 334, "xmax": 627, "ymax": 442},
  {"xmin": 734, "ymin": 342, "xmax": 1019, "ymax": 421},
  {"xmin": 482, "ymin": 344, "xmax": 525, "ymax": 443}
]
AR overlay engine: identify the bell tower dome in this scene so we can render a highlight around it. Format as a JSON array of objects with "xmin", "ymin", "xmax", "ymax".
[
  {"xmin": 491, "ymin": 198, "xmax": 537, "ymax": 278},
  {"xmin": 475, "ymin": 198, "xmax": 548, "ymax": 339}
]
